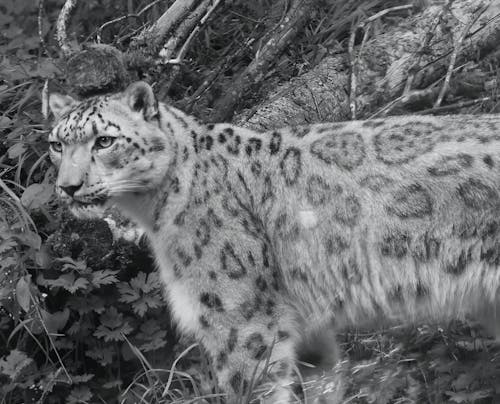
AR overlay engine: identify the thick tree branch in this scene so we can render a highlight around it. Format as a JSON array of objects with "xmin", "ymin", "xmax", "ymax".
[
  {"xmin": 131, "ymin": 0, "xmax": 202, "ymax": 54},
  {"xmin": 56, "ymin": 0, "xmax": 78, "ymax": 56},
  {"xmin": 160, "ymin": 0, "xmax": 222, "ymax": 64}
]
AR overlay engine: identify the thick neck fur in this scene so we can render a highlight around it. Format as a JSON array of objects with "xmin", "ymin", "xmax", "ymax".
[{"xmin": 111, "ymin": 104, "xmax": 202, "ymax": 233}]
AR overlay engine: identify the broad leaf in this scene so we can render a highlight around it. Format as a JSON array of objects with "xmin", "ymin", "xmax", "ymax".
[
  {"xmin": 94, "ymin": 307, "xmax": 133, "ymax": 341},
  {"xmin": 0, "ymin": 350, "xmax": 35, "ymax": 381},
  {"xmin": 66, "ymin": 386, "xmax": 93, "ymax": 404},
  {"xmin": 91, "ymin": 269, "xmax": 119, "ymax": 287},
  {"xmin": 85, "ymin": 346, "xmax": 114, "ymax": 366},
  {"xmin": 15, "ymin": 276, "xmax": 31, "ymax": 312},
  {"xmin": 7, "ymin": 142, "xmax": 26, "ymax": 159},
  {"xmin": 21, "ymin": 183, "xmax": 54, "ymax": 210},
  {"xmin": 41, "ymin": 308, "xmax": 70, "ymax": 333},
  {"xmin": 118, "ymin": 272, "xmax": 163, "ymax": 317}
]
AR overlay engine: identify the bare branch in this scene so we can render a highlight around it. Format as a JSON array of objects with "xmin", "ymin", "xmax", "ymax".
[
  {"xmin": 433, "ymin": 5, "xmax": 486, "ymax": 108},
  {"xmin": 95, "ymin": 0, "xmax": 165, "ymax": 43},
  {"xmin": 56, "ymin": 0, "xmax": 78, "ymax": 56},
  {"xmin": 364, "ymin": 4, "xmax": 414, "ymax": 23},
  {"xmin": 156, "ymin": 0, "xmax": 223, "ymax": 100},
  {"xmin": 132, "ymin": 0, "xmax": 202, "ymax": 51},
  {"xmin": 402, "ymin": 5, "xmax": 445, "ymax": 100},
  {"xmin": 348, "ymin": 21, "xmax": 372, "ymax": 120},
  {"xmin": 159, "ymin": 0, "xmax": 214, "ymax": 63},
  {"xmin": 420, "ymin": 95, "xmax": 493, "ymax": 114},
  {"xmin": 38, "ymin": 0, "xmax": 50, "ymax": 57},
  {"xmin": 347, "ymin": 20, "xmax": 358, "ymax": 120}
]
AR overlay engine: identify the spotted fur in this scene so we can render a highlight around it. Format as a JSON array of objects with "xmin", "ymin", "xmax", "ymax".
[{"xmin": 49, "ymin": 82, "xmax": 500, "ymax": 403}]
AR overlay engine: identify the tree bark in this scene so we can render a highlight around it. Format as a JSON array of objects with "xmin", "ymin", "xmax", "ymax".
[
  {"xmin": 130, "ymin": 0, "xmax": 202, "ymax": 55},
  {"xmin": 235, "ymin": 0, "xmax": 500, "ymax": 130}
]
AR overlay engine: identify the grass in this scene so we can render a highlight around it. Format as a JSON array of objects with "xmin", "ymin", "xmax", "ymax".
[{"xmin": 118, "ymin": 320, "xmax": 500, "ymax": 403}]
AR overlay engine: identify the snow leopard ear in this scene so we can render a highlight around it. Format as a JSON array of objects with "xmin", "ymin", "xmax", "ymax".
[
  {"xmin": 49, "ymin": 93, "xmax": 78, "ymax": 121},
  {"xmin": 123, "ymin": 81, "xmax": 158, "ymax": 121}
]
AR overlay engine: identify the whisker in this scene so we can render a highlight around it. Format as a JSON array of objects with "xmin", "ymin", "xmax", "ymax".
[
  {"xmin": 107, "ymin": 180, "xmax": 144, "ymax": 187},
  {"xmin": 108, "ymin": 185, "xmax": 146, "ymax": 195}
]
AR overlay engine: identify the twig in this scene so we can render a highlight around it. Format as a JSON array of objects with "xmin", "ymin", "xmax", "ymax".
[
  {"xmin": 95, "ymin": 0, "xmax": 165, "ymax": 43},
  {"xmin": 368, "ymin": 4, "xmax": 414, "ymax": 23},
  {"xmin": 367, "ymin": 96, "xmax": 404, "ymax": 120},
  {"xmin": 434, "ymin": 5, "xmax": 487, "ymax": 108},
  {"xmin": 157, "ymin": 0, "xmax": 223, "ymax": 100},
  {"xmin": 419, "ymin": 96, "xmax": 493, "ymax": 114},
  {"xmin": 132, "ymin": 0, "xmax": 201, "ymax": 49},
  {"xmin": 37, "ymin": 0, "xmax": 50, "ymax": 57},
  {"xmin": 173, "ymin": 0, "xmax": 222, "ymax": 63},
  {"xmin": 348, "ymin": 21, "xmax": 371, "ymax": 120},
  {"xmin": 56, "ymin": 0, "xmax": 78, "ymax": 56},
  {"xmin": 402, "ymin": 4, "xmax": 446, "ymax": 101},
  {"xmin": 347, "ymin": 20, "xmax": 357, "ymax": 120},
  {"xmin": 183, "ymin": 35, "xmax": 256, "ymax": 112},
  {"xmin": 372, "ymin": 2, "xmax": 452, "ymax": 118},
  {"xmin": 213, "ymin": 0, "xmax": 314, "ymax": 122},
  {"xmin": 31, "ymin": 294, "xmax": 72, "ymax": 384},
  {"xmin": 159, "ymin": 0, "xmax": 218, "ymax": 64},
  {"xmin": 370, "ymin": 61, "xmax": 471, "ymax": 119},
  {"xmin": 348, "ymin": 4, "xmax": 413, "ymax": 119},
  {"xmin": 97, "ymin": 16, "xmax": 139, "ymax": 43}
]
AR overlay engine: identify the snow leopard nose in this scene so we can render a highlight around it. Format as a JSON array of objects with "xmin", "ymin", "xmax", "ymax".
[{"xmin": 60, "ymin": 182, "xmax": 83, "ymax": 197}]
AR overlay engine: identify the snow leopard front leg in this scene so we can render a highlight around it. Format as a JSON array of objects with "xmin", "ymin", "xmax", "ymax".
[
  {"xmin": 201, "ymin": 296, "xmax": 298, "ymax": 403},
  {"xmin": 163, "ymin": 233, "xmax": 299, "ymax": 403}
]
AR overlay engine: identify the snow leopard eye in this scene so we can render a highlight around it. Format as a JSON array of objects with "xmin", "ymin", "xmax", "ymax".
[
  {"xmin": 50, "ymin": 141, "xmax": 62, "ymax": 153},
  {"xmin": 94, "ymin": 136, "xmax": 115, "ymax": 150}
]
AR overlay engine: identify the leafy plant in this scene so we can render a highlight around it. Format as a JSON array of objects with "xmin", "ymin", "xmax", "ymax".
[{"xmin": 0, "ymin": 4, "xmax": 179, "ymax": 400}]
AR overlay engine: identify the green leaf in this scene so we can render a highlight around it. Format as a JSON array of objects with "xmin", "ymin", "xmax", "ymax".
[
  {"xmin": 21, "ymin": 183, "xmax": 54, "ymax": 210},
  {"xmin": 54, "ymin": 339, "xmax": 74, "ymax": 350},
  {"xmin": 91, "ymin": 269, "xmax": 119, "ymax": 287},
  {"xmin": 35, "ymin": 246, "xmax": 52, "ymax": 268},
  {"xmin": 132, "ymin": 271, "xmax": 159, "ymax": 293},
  {"xmin": 0, "ymin": 116, "xmax": 12, "ymax": 129},
  {"xmin": 68, "ymin": 295, "xmax": 105, "ymax": 315},
  {"xmin": 94, "ymin": 307, "xmax": 133, "ymax": 341},
  {"xmin": 103, "ymin": 380, "xmax": 122, "ymax": 389},
  {"xmin": 118, "ymin": 272, "xmax": 164, "ymax": 317},
  {"xmin": 41, "ymin": 308, "xmax": 70, "ymax": 333},
  {"xmin": 0, "ymin": 238, "xmax": 17, "ymax": 255},
  {"xmin": 14, "ymin": 230, "xmax": 41, "ymax": 250},
  {"xmin": 136, "ymin": 320, "xmax": 167, "ymax": 352},
  {"xmin": 56, "ymin": 257, "xmax": 89, "ymax": 273},
  {"xmin": 71, "ymin": 373, "xmax": 94, "ymax": 383},
  {"xmin": 0, "ymin": 350, "xmax": 35, "ymax": 381},
  {"xmin": 7, "ymin": 142, "xmax": 26, "ymax": 159},
  {"xmin": 452, "ymin": 372, "xmax": 474, "ymax": 391},
  {"xmin": 67, "ymin": 317, "xmax": 93, "ymax": 336},
  {"xmin": 117, "ymin": 282, "xmax": 140, "ymax": 303},
  {"xmin": 33, "ymin": 58, "xmax": 60, "ymax": 78},
  {"xmin": 40, "ymin": 273, "xmax": 89, "ymax": 294},
  {"xmin": 66, "ymin": 386, "xmax": 92, "ymax": 404},
  {"xmin": 15, "ymin": 276, "xmax": 31, "ymax": 312},
  {"xmin": 85, "ymin": 346, "xmax": 115, "ymax": 366}
]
